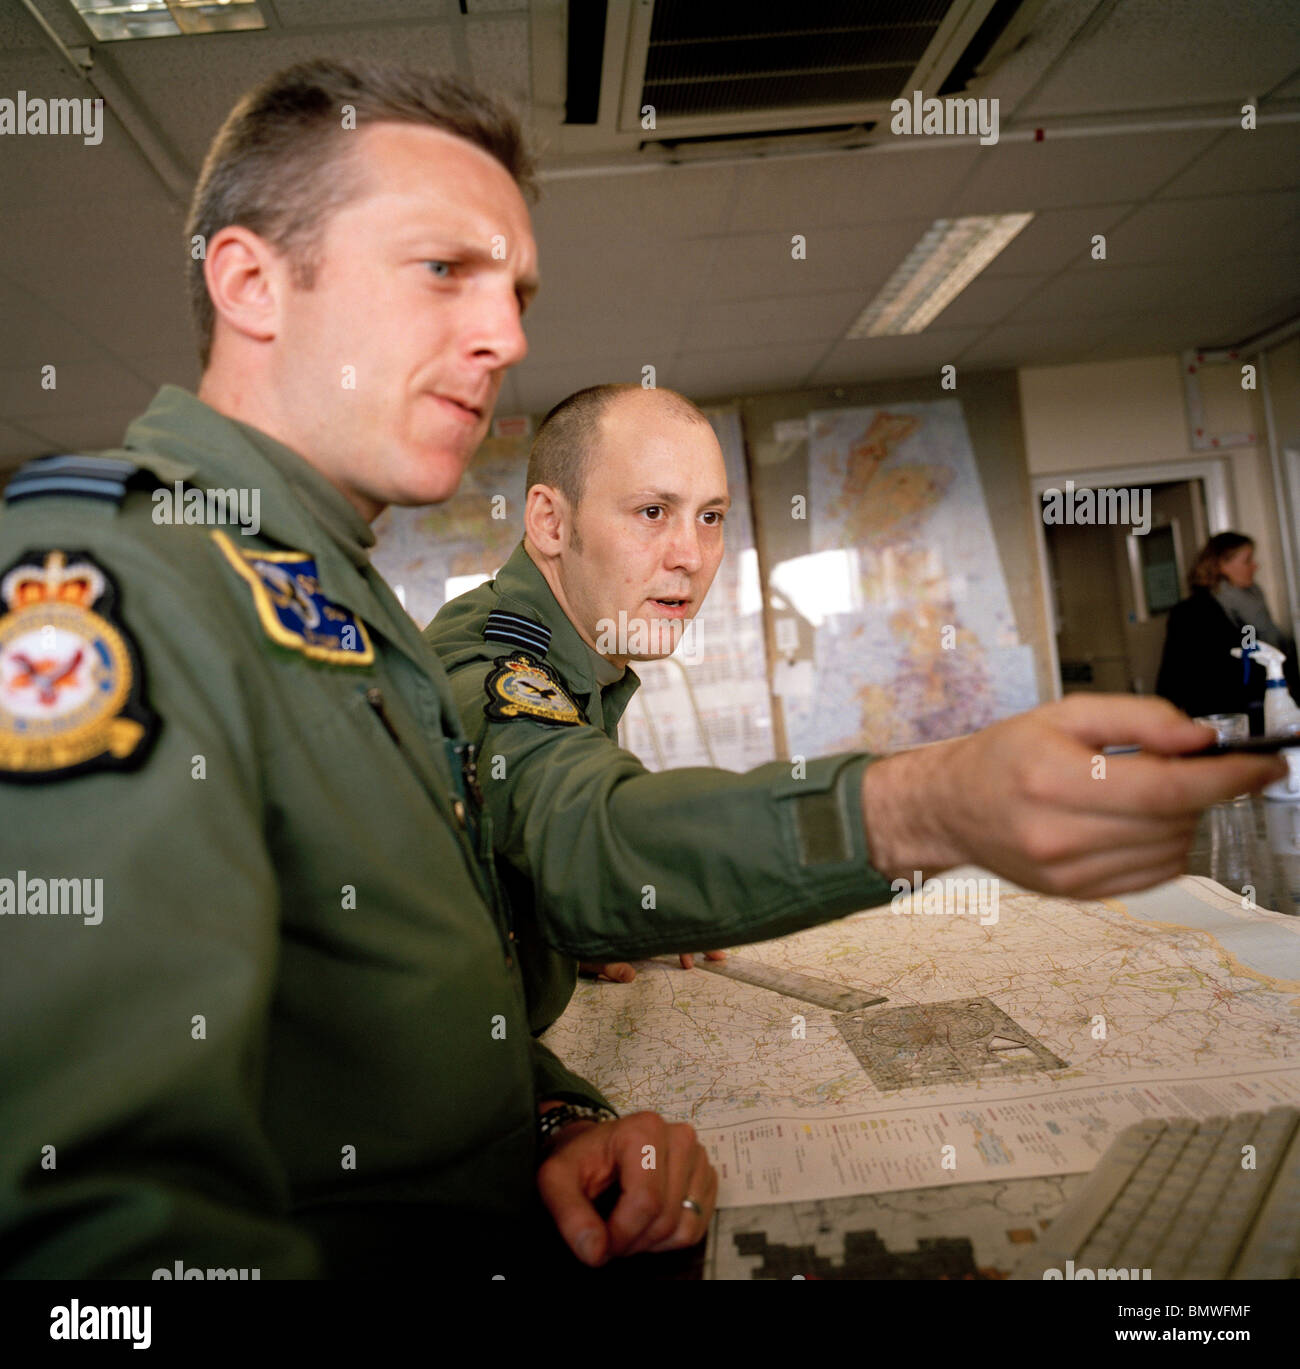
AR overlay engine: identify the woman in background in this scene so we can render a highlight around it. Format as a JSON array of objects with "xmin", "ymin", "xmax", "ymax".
[{"xmin": 1156, "ymin": 532, "xmax": 1298, "ymax": 733}]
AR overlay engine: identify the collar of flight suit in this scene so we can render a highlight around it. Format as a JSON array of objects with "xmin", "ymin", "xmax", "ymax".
[
  {"xmin": 490, "ymin": 541, "xmax": 641, "ymax": 733},
  {"xmin": 120, "ymin": 385, "xmax": 431, "ymax": 668}
]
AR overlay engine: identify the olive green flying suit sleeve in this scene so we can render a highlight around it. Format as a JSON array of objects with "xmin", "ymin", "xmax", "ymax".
[
  {"xmin": 1, "ymin": 469, "xmax": 320, "ymax": 1277},
  {"xmin": 424, "ymin": 542, "xmax": 896, "ymax": 965},
  {"xmin": 0, "ymin": 390, "xmax": 607, "ymax": 1280}
]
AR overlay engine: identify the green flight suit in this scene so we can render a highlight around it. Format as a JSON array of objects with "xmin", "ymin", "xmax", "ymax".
[
  {"xmin": 424, "ymin": 542, "xmax": 896, "ymax": 1033},
  {"xmin": 428, "ymin": 543, "xmax": 641, "ymax": 1031},
  {"xmin": 0, "ymin": 387, "xmax": 607, "ymax": 1280}
]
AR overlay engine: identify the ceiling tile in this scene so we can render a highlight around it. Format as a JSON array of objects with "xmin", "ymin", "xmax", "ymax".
[
  {"xmin": 0, "ymin": 361, "xmax": 155, "ymax": 421},
  {"xmin": 960, "ymin": 317, "xmax": 1124, "ymax": 369},
  {"xmin": 701, "ymin": 220, "xmax": 936, "ymax": 302},
  {"xmin": 686, "ymin": 292, "xmax": 862, "ymax": 351},
  {"xmin": 959, "ymin": 205, "xmax": 1135, "ymax": 275},
  {"xmin": 530, "ymin": 241, "xmax": 713, "ymax": 305},
  {"xmin": 926, "ymin": 273, "xmax": 1045, "ymax": 330},
  {"xmin": 1008, "ymin": 263, "xmax": 1205, "ymax": 322},
  {"xmin": 466, "ymin": 16, "xmax": 529, "ymax": 106},
  {"xmin": 0, "ymin": 3, "xmax": 1293, "ymax": 406},
  {"xmin": 533, "ymin": 166, "xmax": 738, "ymax": 241},
  {"xmin": 133, "ymin": 352, "xmax": 202, "ymax": 391},
  {"xmin": 956, "ymin": 130, "xmax": 1220, "ymax": 213},
  {"xmin": 685, "ymin": 343, "xmax": 826, "ymax": 402},
  {"xmin": 503, "ymin": 371, "xmax": 525, "ymax": 417},
  {"xmin": 522, "ymin": 293, "xmax": 690, "ymax": 369},
  {"xmin": 20, "ymin": 410, "xmax": 156, "ymax": 456},
  {"xmin": 0, "ymin": 54, "xmax": 172, "ymax": 211},
  {"xmin": 1021, "ymin": 0, "xmax": 1300, "ymax": 118},
  {"xmin": 0, "ymin": 4, "xmax": 63, "ymax": 48},
  {"xmin": 0, "ymin": 277, "xmax": 112, "ymax": 368},
  {"xmin": 106, "ymin": 29, "xmax": 464, "ymax": 168},
  {"xmin": 1103, "ymin": 191, "xmax": 1300, "ymax": 264},
  {"xmin": 724, "ymin": 146, "xmax": 980, "ymax": 233},
  {"xmin": 0, "ymin": 419, "xmax": 45, "ymax": 465},
  {"xmin": 1157, "ymin": 122, "xmax": 1300, "ymax": 200},
  {"xmin": 513, "ymin": 357, "xmax": 667, "ymax": 414},
  {"xmin": 1085, "ymin": 307, "xmax": 1266, "ymax": 358},
  {"xmin": 1007, "ymin": 253, "xmax": 1298, "ymax": 333},
  {"xmin": 807, "ymin": 328, "xmax": 986, "ymax": 386}
]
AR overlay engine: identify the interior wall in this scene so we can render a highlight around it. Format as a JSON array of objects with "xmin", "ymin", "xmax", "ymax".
[
  {"xmin": 1264, "ymin": 336, "xmax": 1300, "ymax": 454},
  {"xmin": 1018, "ymin": 354, "xmax": 1288, "ymax": 630},
  {"xmin": 1260, "ymin": 334, "xmax": 1300, "ymax": 641}
]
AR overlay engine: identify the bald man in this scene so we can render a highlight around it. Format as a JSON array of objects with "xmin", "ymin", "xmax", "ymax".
[
  {"xmin": 428, "ymin": 384, "xmax": 732, "ymax": 1031},
  {"xmin": 423, "ymin": 382, "xmax": 1282, "ymax": 1038}
]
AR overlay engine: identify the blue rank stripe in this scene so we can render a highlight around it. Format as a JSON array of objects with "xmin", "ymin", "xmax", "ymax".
[
  {"xmin": 483, "ymin": 610, "xmax": 550, "ymax": 656},
  {"xmin": 5, "ymin": 454, "xmax": 138, "ymax": 506}
]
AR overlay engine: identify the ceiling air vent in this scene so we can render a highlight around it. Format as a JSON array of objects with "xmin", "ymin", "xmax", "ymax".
[{"xmin": 613, "ymin": 0, "xmax": 1030, "ymax": 142}]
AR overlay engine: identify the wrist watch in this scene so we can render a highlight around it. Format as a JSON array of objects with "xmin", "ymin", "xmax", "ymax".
[{"xmin": 537, "ymin": 1101, "xmax": 617, "ymax": 1157}]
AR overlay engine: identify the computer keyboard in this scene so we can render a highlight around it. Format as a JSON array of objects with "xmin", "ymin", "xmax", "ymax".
[{"xmin": 1012, "ymin": 1106, "xmax": 1300, "ymax": 1279}]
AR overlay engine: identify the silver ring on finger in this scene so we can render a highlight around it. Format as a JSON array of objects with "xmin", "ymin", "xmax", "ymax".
[{"xmin": 681, "ymin": 1196, "xmax": 703, "ymax": 1216}]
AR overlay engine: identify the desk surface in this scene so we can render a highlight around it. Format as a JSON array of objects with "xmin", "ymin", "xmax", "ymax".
[
  {"xmin": 545, "ymin": 800, "xmax": 1300, "ymax": 1278},
  {"xmin": 1188, "ymin": 793, "xmax": 1300, "ymax": 917}
]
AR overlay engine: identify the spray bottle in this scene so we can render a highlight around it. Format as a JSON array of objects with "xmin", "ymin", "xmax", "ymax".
[
  {"xmin": 1230, "ymin": 642, "xmax": 1300, "ymax": 733},
  {"xmin": 1231, "ymin": 642, "xmax": 1300, "ymax": 801}
]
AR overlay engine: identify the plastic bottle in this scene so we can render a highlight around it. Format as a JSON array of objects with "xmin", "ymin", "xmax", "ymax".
[
  {"xmin": 1231, "ymin": 643, "xmax": 1300, "ymax": 800},
  {"xmin": 1229, "ymin": 642, "xmax": 1300, "ymax": 733}
]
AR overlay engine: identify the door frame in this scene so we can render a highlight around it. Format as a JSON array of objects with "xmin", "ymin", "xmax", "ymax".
[{"xmin": 1030, "ymin": 459, "xmax": 1234, "ymax": 700}]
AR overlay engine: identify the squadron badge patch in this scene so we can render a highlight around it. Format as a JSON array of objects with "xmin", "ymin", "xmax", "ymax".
[
  {"xmin": 484, "ymin": 650, "xmax": 586, "ymax": 727},
  {"xmin": 0, "ymin": 549, "xmax": 158, "ymax": 781},
  {"xmin": 212, "ymin": 530, "xmax": 374, "ymax": 665}
]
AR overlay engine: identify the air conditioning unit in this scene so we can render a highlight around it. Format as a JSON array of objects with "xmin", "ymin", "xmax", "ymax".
[{"xmin": 530, "ymin": 0, "xmax": 1042, "ymax": 164}]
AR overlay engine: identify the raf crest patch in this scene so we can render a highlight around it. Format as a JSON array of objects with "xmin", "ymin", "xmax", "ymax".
[
  {"xmin": 212, "ymin": 530, "xmax": 374, "ymax": 666},
  {"xmin": 484, "ymin": 650, "xmax": 586, "ymax": 727},
  {"xmin": 0, "ymin": 549, "xmax": 158, "ymax": 782}
]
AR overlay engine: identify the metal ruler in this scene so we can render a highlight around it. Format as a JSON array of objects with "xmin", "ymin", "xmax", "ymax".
[{"xmin": 664, "ymin": 955, "xmax": 887, "ymax": 1013}]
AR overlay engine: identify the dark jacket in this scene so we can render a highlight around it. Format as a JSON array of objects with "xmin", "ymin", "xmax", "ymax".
[{"xmin": 1155, "ymin": 587, "xmax": 1291, "ymax": 732}]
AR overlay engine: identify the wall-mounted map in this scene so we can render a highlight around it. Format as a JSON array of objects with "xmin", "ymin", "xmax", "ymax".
[
  {"xmin": 772, "ymin": 400, "xmax": 1038, "ymax": 756},
  {"xmin": 370, "ymin": 430, "xmax": 531, "ymax": 632}
]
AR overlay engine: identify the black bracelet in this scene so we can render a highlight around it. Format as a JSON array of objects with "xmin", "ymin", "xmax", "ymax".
[{"xmin": 537, "ymin": 1102, "xmax": 617, "ymax": 1157}]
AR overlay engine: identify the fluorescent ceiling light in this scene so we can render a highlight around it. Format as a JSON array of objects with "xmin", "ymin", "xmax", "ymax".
[
  {"xmin": 846, "ymin": 213, "xmax": 1034, "ymax": 338},
  {"xmin": 71, "ymin": 0, "xmax": 266, "ymax": 41}
]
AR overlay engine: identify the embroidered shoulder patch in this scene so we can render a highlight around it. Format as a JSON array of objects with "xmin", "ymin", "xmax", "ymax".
[
  {"xmin": 0, "ymin": 549, "xmax": 158, "ymax": 782},
  {"xmin": 212, "ymin": 530, "xmax": 373, "ymax": 666},
  {"xmin": 484, "ymin": 650, "xmax": 586, "ymax": 727}
]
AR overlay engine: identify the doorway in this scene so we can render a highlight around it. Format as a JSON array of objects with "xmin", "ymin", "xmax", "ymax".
[{"xmin": 1044, "ymin": 479, "xmax": 1208, "ymax": 696}]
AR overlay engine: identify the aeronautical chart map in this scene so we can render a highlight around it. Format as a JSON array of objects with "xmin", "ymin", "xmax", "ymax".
[{"xmin": 540, "ymin": 874, "xmax": 1300, "ymax": 1212}]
